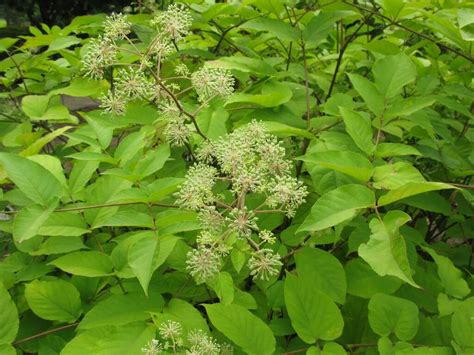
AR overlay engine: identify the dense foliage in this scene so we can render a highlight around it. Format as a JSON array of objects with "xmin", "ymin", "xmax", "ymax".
[{"xmin": 0, "ymin": 1, "xmax": 473, "ymax": 354}]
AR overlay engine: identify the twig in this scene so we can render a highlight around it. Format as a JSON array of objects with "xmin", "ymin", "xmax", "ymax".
[
  {"xmin": 13, "ymin": 323, "xmax": 79, "ymax": 346},
  {"xmin": 3, "ymin": 201, "xmax": 178, "ymax": 215},
  {"xmin": 343, "ymin": 1, "xmax": 474, "ymax": 62}
]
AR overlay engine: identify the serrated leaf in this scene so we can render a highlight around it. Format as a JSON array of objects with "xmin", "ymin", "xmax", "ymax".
[
  {"xmin": 299, "ymin": 184, "xmax": 375, "ymax": 232},
  {"xmin": 78, "ymin": 292, "xmax": 164, "ymax": 329},
  {"xmin": 207, "ymin": 272, "xmax": 234, "ymax": 305},
  {"xmin": 373, "ymin": 162, "xmax": 425, "ymax": 190},
  {"xmin": 284, "ymin": 273, "xmax": 344, "ymax": 343},
  {"xmin": 49, "ymin": 251, "xmax": 113, "ymax": 277},
  {"xmin": 25, "ymin": 279, "xmax": 82, "ymax": 322},
  {"xmin": 340, "ymin": 108, "xmax": 375, "ymax": 155},
  {"xmin": 375, "ymin": 143, "xmax": 421, "ymax": 158},
  {"xmin": 128, "ymin": 235, "xmax": 178, "ymax": 295},
  {"xmin": 241, "ymin": 17, "xmax": 300, "ymax": 41},
  {"xmin": 302, "ymin": 151, "xmax": 373, "ymax": 182},
  {"xmin": 13, "ymin": 203, "xmax": 57, "ymax": 243},
  {"xmin": 345, "ymin": 258, "xmax": 401, "ymax": 299},
  {"xmin": 378, "ymin": 182, "xmax": 456, "ymax": 206},
  {"xmin": 0, "ymin": 153, "xmax": 63, "ymax": 205},
  {"xmin": 451, "ymin": 297, "xmax": 474, "ymax": 348},
  {"xmin": 373, "ymin": 53, "xmax": 416, "ymax": 98},
  {"xmin": 295, "ymin": 247, "xmax": 346, "ymax": 304},
  {"xmin": 62, "ymin": 323, "xmax": 155, "ymax": 355},
  {"xmin": 38, "ymin": 212, "xmax": 89, "ymax": 237},
  {"xmin": 359, "ymin": 211, "xmax": 418, "ymax": 287},
  {"xmin": 423, "ymin": 247, "xmax": 470, "ymax": 299},
  {"xmin": 368, "ymin": 293, "xmax": 419, "ymax": 341},
  {"xmin": 348, "ymin": 73, "xmax": 384, "ymax": 116},
  {"xmin": 205, "ymin": 303, "xmax": 276, "ymax": 355},
  {"xmin": 0, "ymin": 286, "xmax": 19, "ymax": 344}
]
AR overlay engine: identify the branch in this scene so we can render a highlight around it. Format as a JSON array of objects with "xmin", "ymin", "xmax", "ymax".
[
  {"xmin": 326, "ymin": 13, "xmax": 373, "ymax": 99},
  {"xmin": 147, "ymin": 69, "xmax": 207, "ymax": 140},
  {"xmin": 344, "ymin": 1, "xmax": 474, "ymax": 63},
  {"xmin": 3, "ymin": 201, "xmax": 178, "ymax": 215},
  {"xmin": 13, "ymin": 323, "xmax": 79, "ymax": 346}
]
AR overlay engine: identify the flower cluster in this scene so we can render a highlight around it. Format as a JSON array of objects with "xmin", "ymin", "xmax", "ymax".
[
  {"xmin": 142, "ymin": 320, "xmax": 231, "ymax": 355},
  {"xmin": 150, "ymin": 3, "xmax": 193, "ymax": 42},
  {"xmin": 191, "ymin": 67, "xmax": 235, "ymax": 103},
  {"xmin": 82, "ymin": 13, "xmax": 131, "ymax": 80},
  {"xmin": 176, "ymin": 121, "xmax": 307, "ymax": 283}
]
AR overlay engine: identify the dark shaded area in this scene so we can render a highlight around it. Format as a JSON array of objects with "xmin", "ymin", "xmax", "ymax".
[{"xmin": 4, "ymin": 0, "xmax": 131, "ymax": 27}]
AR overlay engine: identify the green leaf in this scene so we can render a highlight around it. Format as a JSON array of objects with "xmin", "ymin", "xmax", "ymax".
[
  {"xmin": 284, "ymin": 273, "xmax": 344, "ymax": 343},
  {"xmin": 0, "ymin": 153, "xmax": 63, "ymax": 205},
  {"xmin": 0, "ymin": 286, "xmax": 19, "ymax": 344},
  {"xmin": 372, "ymin": 162, "xmax": 425, "ymax": 190},
  {"xmin": 205, "ymin": 303, "xmax": 276, "ymax": 355},
  {"xmin": 49, "ymin": 251, "xmax": 114, "ymax": 277},
  {"xmin": 13, "ymin": 203, "xmax": 57, "ymax": 243},
  {"xmin": 24, "ymin": 279, "xmax": 82, "ymax": 322},
  {"xmin": 241, "ymin": 17, "xmax": 300, "ymax": 41},
  {"xmin": 451, "ymin": 297, "xmax": 474, "ymax": 348},
  {"xmin": 0, "ymin": 38, "xmax": 18, "ymax": 52},
  {"xmin": 37, "ymin": 212, "xmax": 90, "ymax": 237},
  {"xmin": 207, "ymin": 272, "xmax": 234, "ymax": 306},
  {"xmin": 423, "ymin": 248, "xmax": 470, "ymax": 299},
  {"xmin": 299, "ymin": 184, "xmax": 375, "ymax": 232},
  {"xmin": 345, "ymin": 258, "xmax": 401, "ymax": 299},
  {"xmin": 209, "ymin": 56, "xmax": 276, "ymax": 76},
  {"xmin": 78, "ymin": 292, "xmax": 164, "ymax": 329},
  {"xmin": 128, "ymin": 234, "xmax": 178, "ymax": 295},
  {"xmin": 226, "ymin": 81, "xmax": 293, "ymax": 108},
  {"xmin": 340, "ymin": 108, "xmax": 375, "ymax": 155},
  {"xmin": 302, "ymin": 151, "xmax": 374, "ymax": 182},
  {"xmin": 262, "ymin": 121, "xmax": 315, "ymax": 139},
  {"xmin": 303, "ymin": 11, "xmax": 352, "ymax": 45},
  {"xmin": 378, "ymin": 182, "xmax": 456, "ymax": 206},
  {"xmin": 384, "ymin": 96, "xmax": 436, "ymax": 119},
  {"xmin": 133, "ymin": 144, "xmax": 170, "ymax": 179},
  {"xmin": 358, "ymin": 211, "xmax": 418, "ymax": 287},
  {"xmin": 375, "ymin": 143, "xmax": 421, "ymax": 158},
  {"xmin": 0, "ymin": 345, "xmax": 15, "ymax": 355},
  {"xmin": 372, "ymin": 53, "xmax": 416, "ymax": 98},
  {"xmin": 295, "ymin": 247, "xmax": 346, "ymax": 304},
  {"xmin": 51, "ymin": 77, "xmax": 106, "ymax": 97},
  {"xmin": 368, "ymin": 293, "xmax": 419, "ymax": 341},
  {"xmin": 20, "ymin": 126, "xmax": 73, "ymax": 157},
  {"xmin": 30, "ymin": 237, "xmax": 87, "ymax": 256},
  {"xmin": 348, "ymin": 74, "xmax": 384, "ymax": 116},
  {"xmin": 62, "ymin": 323, "xmax": 155, "ymax": 355},
  {"xmin": 160, "ymin": 298, "xmax": 209, "ymax": 334}
]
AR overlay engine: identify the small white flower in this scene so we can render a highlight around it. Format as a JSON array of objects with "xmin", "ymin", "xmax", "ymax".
[
  {"xmin": 164, "ymin": 114, "xmax": 191, "ymax": 147},
  {"xmin": 82, "ymin": 36, "xmax": 117, "ymax": 79},
  {"xmin": 151, "ymin": 3, "xmax": 193, "ymax": 42},
  {"xmin": 142, "ymin": 339, "xmax": 163, "ymax": 355},
  {"xmin": 259, "ymin": 230, "xmax": 276, "ymax": 245},
  {"xmin": 191, "ymin": 67, "xmax": 234, "ymax": 103},
  {"xmin": 175, "ymin": 63, "xmax": 190, "ymax": 77},
  {"xmin": 186, "ymin": 329, "xmax": 221, "ymax": 355},
  {"xmin": 248, "ymin": 249, "xmax": 282, "ymax": 280},
  {"xmin": 103, "ymin": 13, "xmax": 131, "ymax": 40},
  {"xmin": 99, "ymin": 91, "xmax": 127, "ymax": 116},
  {"xmin": 186, "ymin": 247, "xmax": 221, "ymax": 283},
  {"xmin": 175, "ymin": 164, "xmax": 217, "ymax": 210},
  {"xmin": 198, "ymin": 207, "xmax": 225, "ymax": 232},
  {"xmin": 159, "ymin": 320, "xmax": 182, "ymax": 340},
  {"xmin": 267, "ymin": 176, "xmax": 308, "ymax": 217},
  {"xmin": 115, "ymin": 68, "xmax": 154, "ymax": 99},
  {"xmin": 228, "ymin": 208, "xmax": 258, "ymax": 238}
]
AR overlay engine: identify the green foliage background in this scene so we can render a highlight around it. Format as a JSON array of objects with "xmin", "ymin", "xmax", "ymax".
[{"xmin": 0, "ymin": 0, "xmax": 473, "ymax": 354}]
